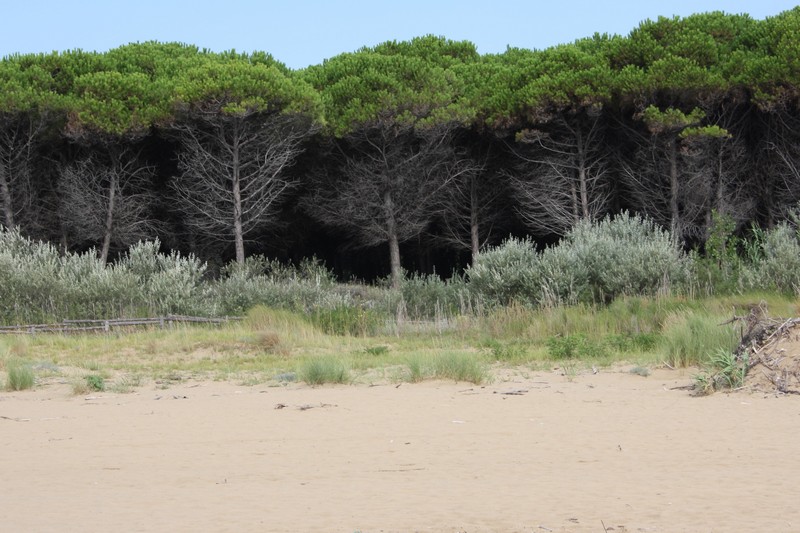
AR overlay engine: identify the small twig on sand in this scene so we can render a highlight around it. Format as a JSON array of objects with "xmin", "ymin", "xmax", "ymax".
[{"xmin": 0, "ymin": 415, "xmax": 30, "ymax": 422}]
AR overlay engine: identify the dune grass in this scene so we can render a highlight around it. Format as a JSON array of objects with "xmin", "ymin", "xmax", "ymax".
[
  {"xmin": 5, "ymin": 359, "xmax": 35, "ymax": 391},
  {"xmin": 1, "ymin": 292, "xmax": 790, "ymax": 392}
]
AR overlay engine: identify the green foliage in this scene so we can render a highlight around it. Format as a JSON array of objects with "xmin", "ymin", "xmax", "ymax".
[
  {"xmin": 84, "ymin": 374, "xmax": 106, "ymax": 392},
  {"xmin": 693, "ymin": 210, "xmax": 742, "ymax": 295},
  {"xmin": 302, "ymin": 36, "xmax": 473, "ymax": 135},
  {"xmin": 639, "ymin": 105, "xmax": 705, "ymax": 134},
  {"xmin": 605, "ymin": 332, "xmax": 659, "ymax": 353},
  {"xmin": 704, "ymin": 210, "xmax": 739, "ymax": 268},
  {"xmin": 695, "ymin": 349, "xmax": 748, "ymax": 394},
  {"xmin": 0, "ymin": 11, "xmax": 796, "ymax": 135},
  {"xmin": 546, "ymin": 334, "xmax": 608, "ymax": 359},
  {"xmin": 119, "ymin": 240, "xmax": 208, "ymax": 315},
  {"xmin": 484, "ymin": 339, "xmax": 529, "ymax": 362},
  {"xmin": 174, "ymin": 59, "xmax": 321, "ymax": 118},
  {"xmin": 548, "ymin": 213, "xmax": 692, "ymax": 303},
  {"xmin": 69, "ymin": 70, "xmax": 171, "ymax": 135}
]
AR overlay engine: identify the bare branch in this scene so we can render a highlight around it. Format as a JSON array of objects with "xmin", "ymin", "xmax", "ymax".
[
  {"xmin": 304, "ymin": 121, "xmax": 463, "ymax": 286},
  {"xmin": 58, "ymin": 146, "xmax": 158, "ymax": 262},
  {"xmin": 170, "ymin": 111, "xmax": 315, "ymax": 263},
  {"xmin": 509, "ymin": 112, "xmax": 612, "ymax": 236}
]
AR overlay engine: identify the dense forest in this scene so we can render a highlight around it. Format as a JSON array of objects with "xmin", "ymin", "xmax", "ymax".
[{"xmin": 3, "ymin": 8, "xmax": 800, "ymax": 285}]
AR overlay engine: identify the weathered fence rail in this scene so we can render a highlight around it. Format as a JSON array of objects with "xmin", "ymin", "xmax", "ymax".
[{"xmin": 0, "ymin": 314, "xmax": 241, "ymax": 335}]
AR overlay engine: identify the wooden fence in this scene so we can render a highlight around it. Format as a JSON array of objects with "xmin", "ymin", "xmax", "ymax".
[{"xmin": 0, "ymin": 315, "xmax": 241, "ymax": 335}]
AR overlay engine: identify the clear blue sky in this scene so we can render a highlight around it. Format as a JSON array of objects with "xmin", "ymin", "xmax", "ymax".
[{"xmin": 2, "ymin": 1, "xmax": 798, "ymax": 69}]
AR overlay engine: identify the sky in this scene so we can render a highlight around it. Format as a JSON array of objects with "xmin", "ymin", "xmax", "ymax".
[{"xmin": 1, "ymin": 1, "xmax": 798, "ymax": 69}]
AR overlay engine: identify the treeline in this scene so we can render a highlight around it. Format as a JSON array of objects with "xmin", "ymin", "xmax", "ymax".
[{"xmin": 3, "ymin": 9, "xmax": 800, "ymax": 285}]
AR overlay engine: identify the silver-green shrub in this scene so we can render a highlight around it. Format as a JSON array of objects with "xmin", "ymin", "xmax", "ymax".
[
  {"xmin": 468, "ymin": 214, "xmax": 691, "ymax": 307},
  {"xmin": 398, "ymin": 272, "xmax": 469, "ymax": 319},
  {"xmin": 117, "ymin": 240, "xmax": 207, "ymax": 315},
  {"xmin": 740, "ymin": 222, "xmax": 800, "ymax": 294},
  {"xmin": 205, "ymin": 257, "xmax": 351, "ymax": 316},
  {"xmin": 0, "ymin": 229, "xmax": 209, "ymax": 323},
  {"xmin": 466, "ymin": 237, "xmax": 543, "ymax": 306},
  {"xmin": 548, "ymin": 213, "xmax": 692, "ymax": 303}
]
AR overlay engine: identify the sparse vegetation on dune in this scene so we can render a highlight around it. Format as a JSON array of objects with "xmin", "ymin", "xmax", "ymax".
[
  {"xmin": 3, "ymin": 214, "xmax": 800, "ymax": 393},
  {"xmin": 2, "ymin": 290, "xmax": 793, "ymax": 392}
]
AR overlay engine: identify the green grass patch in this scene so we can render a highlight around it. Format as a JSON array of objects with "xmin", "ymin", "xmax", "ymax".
[
  {"xmin": 483, "ymin": 339, "xmax": 529, "ymax": 363},
  {"xmin": 365, "ymin": 345, "xmax": 389, "ymax": 356},
  {"xmin": 85, "ymin": 374, "xmax": 106, "ymax": 392},
  {"xmin": 546, "ymin": 334, "xmax": 609, "ymax": 359},
  {"xmin": 299, "ymin": 357, "xmax": 351, "ymax": 385}
]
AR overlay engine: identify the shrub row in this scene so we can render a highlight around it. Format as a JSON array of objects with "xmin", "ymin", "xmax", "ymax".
[{"xmin": 3, "ymin": 213, "xmax": 800, "ymax": 326}]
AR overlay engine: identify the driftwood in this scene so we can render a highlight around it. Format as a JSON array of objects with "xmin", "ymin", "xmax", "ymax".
[
  {"xmin": 724, "ymin": 304, "xmax": 800, "ymax": 394},
  {"xmin": 0, "ymin": 314, "xmax": 241, "ymax": 335}
]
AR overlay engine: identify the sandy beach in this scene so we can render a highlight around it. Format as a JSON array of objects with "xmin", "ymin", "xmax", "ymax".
[{"xmin": 2, "ymin": 367, "xmax": 798, "ymax": 532}]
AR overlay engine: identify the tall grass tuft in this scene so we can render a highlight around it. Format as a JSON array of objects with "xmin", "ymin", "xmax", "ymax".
[
  {"xmin": 431, "ymin": 352, "xmax": 488, "ymax": 384},
  {"xmin": 660, "ymin": 311, "xmax": 739, "ymax": 367},
  {"xmin": 5, "ymin": 360, "xmax": 35, "ymax": 391},
  {"xmin": 299, "ymin": 357, "xmax": 350, "ymax": 385},
  {"xmin": 308, "ymin": 305, "xmax": 384, "ymax": 336},
  {"xmin": 404, "ymin": 354, "xmax": 426, "ymax": 383}
]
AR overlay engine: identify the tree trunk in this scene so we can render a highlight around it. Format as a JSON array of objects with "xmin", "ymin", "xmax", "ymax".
[
  {"xmin": 232, "ymin": 131, "xmax": 245, "ymax": 264},
  {"xmin": 668, "ymin": 138, "xmax": 681, "ymax": 238},
  {"xmin": 470, "ymin": 177, "xmax": 480, "ymax": 264},
  {"xmin": 715, "ymin": 147, "xmax": 725, "ymax": 214},
  {"xmin": 388, "ymin": 230, "xmax": 401, "ymax": 289},
  {"xmin": 0, "ymin": 162, "xmax": 14, "ymax": 228},
  {"xmin": 470, "ymin": 216, "xmax": 480, "ymax": 265},
  {"xmin": 570, "ymin": 180, "xmax": 579, "ymax": 225},
  {"xmin": 576, "ymin": 129, "xmax": 590, "ymax": 219},
  {"xmin": 384, "ymin": 191, "xmax": 402, "ymax": 289},
  {"xmin": 100, "ymin": 170, "xmax": 117, "ymax": 265}
]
